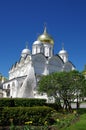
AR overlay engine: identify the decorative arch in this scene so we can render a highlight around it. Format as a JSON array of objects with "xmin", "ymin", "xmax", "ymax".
[
  {"xmin": 7, "ymin": 84, "xmax": 10, "ymax": 97},
  {"xmin": 32, "ymin": 54, "xmax": 47, "ymax": 75}
]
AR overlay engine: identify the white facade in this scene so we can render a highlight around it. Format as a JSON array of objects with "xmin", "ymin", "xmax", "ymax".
[{"xmin": 2, "ymin": 27, "xmax": 75, "ymax": 98}]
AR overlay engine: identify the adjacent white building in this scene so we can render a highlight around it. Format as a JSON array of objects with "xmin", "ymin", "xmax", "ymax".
[{"xmin": 2, "ymin": 27, "xmax": 75, "ymax": 98}]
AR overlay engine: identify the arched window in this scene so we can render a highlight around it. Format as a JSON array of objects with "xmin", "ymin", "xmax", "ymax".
[{"xmin": 7, "ymin": 84, "xmax": 10, "ymax": 97}]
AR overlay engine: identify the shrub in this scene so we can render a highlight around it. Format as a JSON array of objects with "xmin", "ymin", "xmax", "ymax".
[
  {"xmin": 0, "ymin": 98, "xmax": 46, "ymax": 107},
  {"xmin": 0, "ymin": 106, "xmax": 54, "ymax": 126},
  {"xmin": 44, "ymin": 103, "xmax": 62, "ymax": 111}
]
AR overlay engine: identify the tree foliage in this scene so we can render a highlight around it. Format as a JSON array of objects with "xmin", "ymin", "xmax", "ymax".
[{"xmin": 38, "ymin": 70, "xmax": 86, "ymax": 110}]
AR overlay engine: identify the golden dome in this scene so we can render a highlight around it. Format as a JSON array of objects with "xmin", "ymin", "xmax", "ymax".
[{"xmin": 37, "ymin": 27, "xmax": 54, "ymax": 44}]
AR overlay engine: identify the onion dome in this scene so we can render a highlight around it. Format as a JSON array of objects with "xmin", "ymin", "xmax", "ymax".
[
  {"xmin": 59, "ymin": 49, "xmax": 67, "ymax": 54},
  {"xmin": 33, "ymin": 40, "xmax": 42, "ymax": 45},
  {"xmin": 21, "ymin": 45, "xmax": 30, "ymax": 57},
  {"xmin": 58, "ymin": 44, "xmax": 67, "ymax": 55},
  {"xmin": 58, "ymin": 44, "xmax": 68, "ymax": 63},
  {"xmin": 37, "ymin": 27, "xmax": 54, "ymax": 44},
  {"xmin": 22, "ymin": 48, "xmax": 30, "ymax": 55}
]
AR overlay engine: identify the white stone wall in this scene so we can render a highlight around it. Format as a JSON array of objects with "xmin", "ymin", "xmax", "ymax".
[
  {"xmin": 43, "ymin": 43, "xmax": 53, "ymax": 57},
  {"xmin": 3, "ymin": 76, "xmax": 26, "ymax": 98},
  {"xmin": 9, "ymin": 56, "xmax": 31, "ymax": 80},
  {"xmin": 32, "ymin": 41, "xmax": 53, "ymax": 58}
]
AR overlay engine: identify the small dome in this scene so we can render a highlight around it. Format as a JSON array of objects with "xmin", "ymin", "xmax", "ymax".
[
  {"xmin": 22, "ymin": 48, "xmax": 30, "ymax": 55},
  {"xmin": 58, "ymin": 45, "xmax": 68, "ymax": 63},
  {"xmin": 59, "ymin": 44, "xmax": 68, "ymax": 54},
  {"xmin": 21, "ymin": 45, "xmax": 30, "ymax": 58},
  {"xmin": 33, "ymin": 40, "xmax": 42, "ymax": 45},
  {"xmin": 59, "ymin": 49, "xmax": 67, "ymax": 54},
  {"xmin": 37, "ymin": 27, "xmax": 54, "ymax": 44}
]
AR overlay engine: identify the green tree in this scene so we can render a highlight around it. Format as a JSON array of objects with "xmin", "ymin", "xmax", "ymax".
[
  {"xmin": 38, "ymin": 70, "xmax": 86, "ymax": 110},
  {"xmin": 69, "ymin": 70, "xmax": 86, "ymax": 109}
]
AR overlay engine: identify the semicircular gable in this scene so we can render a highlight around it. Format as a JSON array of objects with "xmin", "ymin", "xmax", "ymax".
[
  {"xmin": 32, "ymin": 54, "xmax": 47, "ymax": 75},
  {"xmin": 49, "ymin": 55, "xmax": 64, "ymax": 73},
  {"xmin": 64, "ymin": 61, "xmax": 75, "ymax": 71},
  {"xmin": 32, "ymin": 53, "xmax": 47, "ymax": 63},
  {"xmin": 49, "ymin": 55, "xmax": 63, "ymax": 66}
]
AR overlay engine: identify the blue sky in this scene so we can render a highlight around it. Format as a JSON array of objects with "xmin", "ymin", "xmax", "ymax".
[{"xmin": 0, "ymin": 0, "xmax": 86, "ymax": 77}]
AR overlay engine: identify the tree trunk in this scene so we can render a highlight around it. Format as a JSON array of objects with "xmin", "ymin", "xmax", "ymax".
[
  {"xmin": 76, "ymin": 94, "xmax": 79, "ymax": 110},
  {"xmin": 63, "ymin": 99, "xmax": 72, "ymax": 111}
]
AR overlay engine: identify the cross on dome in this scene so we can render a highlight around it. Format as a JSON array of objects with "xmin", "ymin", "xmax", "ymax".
[
  {"xmin": 44, "ymin": 25, "xmax": 47, "ymax": 34},
  {"xmin": 25, "ymin": 41, "xmax": 29, "ymax": 49},
  {"xmin": 62, "ymin": 42, "xmax": 64, "ymax": 50}
]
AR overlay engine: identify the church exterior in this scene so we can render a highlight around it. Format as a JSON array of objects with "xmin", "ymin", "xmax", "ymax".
[{"xmin": 2, "ymin": 27, "xmax": 75, "ymax": 98}]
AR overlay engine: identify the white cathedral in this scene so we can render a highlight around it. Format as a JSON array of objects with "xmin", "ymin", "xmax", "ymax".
[{"xmin": 2, "ymin": 27, "xmax": 75, "ymax": 98}]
